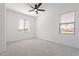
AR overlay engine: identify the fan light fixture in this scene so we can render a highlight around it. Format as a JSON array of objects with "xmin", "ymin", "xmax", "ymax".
[{"xmin": 28, "ymin": 3, "xmax": 45, "ymax": 14}]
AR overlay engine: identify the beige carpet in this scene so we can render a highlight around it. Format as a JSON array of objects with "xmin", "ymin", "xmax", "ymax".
[{"xmin": 0, "ymin": 38, "xmax": 79, "ymax": 56}]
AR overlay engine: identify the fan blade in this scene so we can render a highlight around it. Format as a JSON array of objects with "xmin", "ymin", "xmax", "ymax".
[
  {"xmin": 35, "ymin": 4, "xmax": 38, "ymax": 9},
  {"xmin": 28, "ymin": 4, "xmax": 35, "ymax": 9},
  {"xmin": 38, "ymin": 9, "xmax": 45, "ymax": 11},
  {"xmin": 28, "ymin": 9, "xmax": 34, "ymax": 12},
  {"xmin": 37, "ymin": 3, "xmax": 42, "ymax": 8},
  {"xmin": 36, "ymin": 11, "xmax": 38, "ymax": 14}
]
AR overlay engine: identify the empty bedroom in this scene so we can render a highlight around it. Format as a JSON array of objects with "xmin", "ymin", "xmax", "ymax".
[{"xmin": 0, "ymin": 3, "xmax": 79, "ymax": 56}]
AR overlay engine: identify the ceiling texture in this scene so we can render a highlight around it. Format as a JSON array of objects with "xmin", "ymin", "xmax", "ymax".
[{"xmin": 5, "ymin": 3, "xmax": 46, "ymax": 17}]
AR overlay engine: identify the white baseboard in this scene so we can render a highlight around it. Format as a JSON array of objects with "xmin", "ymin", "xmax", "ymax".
[
  {"xmin": 37, "ymin": 37, "xmax": 79, "ymax": 49},
  {"xmin": 7, "ymin": 37, "xmax": 37, "ymax": 44}
]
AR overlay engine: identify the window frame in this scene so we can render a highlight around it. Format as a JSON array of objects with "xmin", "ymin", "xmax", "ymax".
[
  {"xmin": 59, "ymin": 11, "xmax": 75, "ymax": 34},
  {"xmin": 18, "ymin": 19, "xmax": 30, "ymax": 32}
]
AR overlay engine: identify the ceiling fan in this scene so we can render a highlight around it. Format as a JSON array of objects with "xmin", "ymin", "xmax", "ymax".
[{"xmin": 28, "ymin": 3, "xmax": 45, "ymax": 14}]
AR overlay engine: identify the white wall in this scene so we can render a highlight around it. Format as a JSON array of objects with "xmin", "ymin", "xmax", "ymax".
[
  {"xmin": 37, "ymin": 3, "xmax": 79, "ymax": 48},
  {"xmin": 6, "ymin": 9, "xmax": 36, "ymax": 42},
  {"xmin": 0, "ymin": 4, "xmax": 6, "ymax": 52}
]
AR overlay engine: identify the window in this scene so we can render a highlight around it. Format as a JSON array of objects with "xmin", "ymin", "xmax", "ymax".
[
  {"xmin": 59, "ymin": 12, "xmax": 75, "ymax": 34},
  {"xmin": 18, "ymin": 19, "xmax": 30, "ymax": 32}
]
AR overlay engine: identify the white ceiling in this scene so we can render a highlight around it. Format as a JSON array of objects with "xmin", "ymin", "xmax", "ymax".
[{"xmin": 5, "ymin": 3, "xmax": 46, "ymax": 17}]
